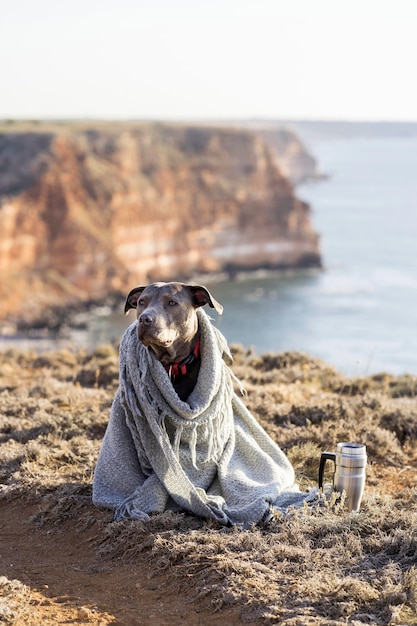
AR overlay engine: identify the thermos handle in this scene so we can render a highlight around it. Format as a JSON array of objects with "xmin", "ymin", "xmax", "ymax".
[{"xmin": 318, "ymin": 452, "xmax": 336, "ymax": 488}]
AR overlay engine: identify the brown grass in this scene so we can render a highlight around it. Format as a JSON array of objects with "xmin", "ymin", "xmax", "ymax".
[{"xmin": 0, "ymin": 344, "xmax": 417, "ymax": 624}]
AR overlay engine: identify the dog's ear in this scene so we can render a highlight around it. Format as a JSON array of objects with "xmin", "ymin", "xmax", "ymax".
[
  {"xmin": 124, "ymin": 286, "xmax": 147, "ymax": 314},
  {"xmin": 188, "ymin": 285, "xmax": 223, "ymax": 315}
]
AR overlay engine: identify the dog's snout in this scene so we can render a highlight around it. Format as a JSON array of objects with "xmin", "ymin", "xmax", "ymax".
[{"xmin": 139, "ymin": 313, "xmax": 154, "ymax": 326}]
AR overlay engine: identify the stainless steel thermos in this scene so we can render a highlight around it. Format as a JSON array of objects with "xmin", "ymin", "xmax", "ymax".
[{"xmin": 318, "ymin": 442, "xmax": 367, "ymax": 512}]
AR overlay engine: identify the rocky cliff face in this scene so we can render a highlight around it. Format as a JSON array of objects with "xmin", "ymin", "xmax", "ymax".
[
  {"xmin": 254, "ymin": 127, "xmax": 321, "ymax": 184},
  {"xmin": 0, "ymin": 123, "xmax": 320, "ymax": 325}
]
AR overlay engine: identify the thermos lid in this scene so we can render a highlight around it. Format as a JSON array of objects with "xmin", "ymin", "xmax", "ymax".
[{"xmin": 336, "ymin": 442, "xmax": 366, "ymax": 455}]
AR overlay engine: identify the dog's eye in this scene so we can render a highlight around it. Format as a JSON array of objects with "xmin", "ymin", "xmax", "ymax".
[
  {"xmin": 138, "ymin": 299, "xmax": 145, "ymax": 306},
  {"xmin": 168, "ymin": 300, "xmax": 177, "ymax": 306}
]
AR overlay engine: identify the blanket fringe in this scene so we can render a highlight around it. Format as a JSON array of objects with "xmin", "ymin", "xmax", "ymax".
[{"xmin": 173, "ymin": 423, "xmax": 183, "ymax": 459}]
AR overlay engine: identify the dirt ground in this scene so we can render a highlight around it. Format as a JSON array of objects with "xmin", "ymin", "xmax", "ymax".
[
  {"xmin": 1, "ymin": 345, "xmax": 417, "ymax": 625},
  {"xmin": 1, "ymin": 499, "xmax": 245, "ymax": 626}
]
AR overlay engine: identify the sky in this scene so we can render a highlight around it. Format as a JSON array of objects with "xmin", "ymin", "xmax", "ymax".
[{"xmin": 1, "ymin": 0, "xmax": 417, "ymax": 122}]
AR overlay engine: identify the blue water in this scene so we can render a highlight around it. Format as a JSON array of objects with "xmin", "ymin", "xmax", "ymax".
[{"xmin": 211, "ymin": 135, "xmax": 417, "ymax": 376}]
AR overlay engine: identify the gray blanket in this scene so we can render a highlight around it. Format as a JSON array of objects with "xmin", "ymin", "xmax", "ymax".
[{"xmin": 92, "ymin": 310, "xmax": 317, "ymax": 525}]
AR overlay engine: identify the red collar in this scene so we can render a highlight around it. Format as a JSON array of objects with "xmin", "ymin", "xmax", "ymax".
[{"xmin": 164, "ymin": 337, "xmax": 201, "ymax": 378}]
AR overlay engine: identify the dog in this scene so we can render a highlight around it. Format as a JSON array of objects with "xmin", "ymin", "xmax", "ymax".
[
  {"xmin": 124, "ymin": 281, "xmax": 223, "ymax": 401},
  {"xmin": 92, "ymin": 280, "xmax": 310, "ymax": 524}
]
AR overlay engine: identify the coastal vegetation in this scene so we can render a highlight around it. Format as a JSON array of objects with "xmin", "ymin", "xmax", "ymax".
[{"xmin": 1, "ymin": 344, "xmax": 416, "ymax": 624}]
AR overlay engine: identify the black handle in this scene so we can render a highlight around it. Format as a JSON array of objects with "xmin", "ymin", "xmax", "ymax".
[{"xmin": 318, "ymin": 452, "xmax": 336, "ymax": 488}]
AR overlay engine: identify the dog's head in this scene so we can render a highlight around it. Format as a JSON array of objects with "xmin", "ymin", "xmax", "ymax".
[{"xmin": 124, "ymin": 282, "xmax": 223, "ymax": 363}]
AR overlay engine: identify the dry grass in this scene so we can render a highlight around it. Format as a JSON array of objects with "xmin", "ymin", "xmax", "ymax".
[
  {"xmin": 1, "ymin": 344, "xmax": 417, "ymax": 624},
  {"xmin": 0, "ymin": 577, "xmax": 31, "ymax": 625}
]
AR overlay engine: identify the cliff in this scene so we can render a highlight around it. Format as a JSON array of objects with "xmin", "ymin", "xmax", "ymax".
[
  {"xmin": 255, "ymin": 127, "xmax": 321, "ymax": 184},
  {"xmin": 0, "ymin": 122, "xmax": 321, "ymax": 326}
]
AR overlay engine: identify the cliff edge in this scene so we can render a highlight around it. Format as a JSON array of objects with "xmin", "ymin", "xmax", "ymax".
[{"xmin": 0, "ymin": 122, "xmax": 320, "ymax": 325}]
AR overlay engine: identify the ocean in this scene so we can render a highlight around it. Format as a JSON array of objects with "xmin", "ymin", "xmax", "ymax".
[
  {"xmin": 212, "ymin": 127, "xmax": 417, "ymax": 376},
  {"xmin": 4, "ymin": 124, "xmax": 417, "ymax": 376}
]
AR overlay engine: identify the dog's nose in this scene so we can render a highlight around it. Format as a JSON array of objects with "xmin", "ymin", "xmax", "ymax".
[{"xmin": 139, "ymin": 313, "xmax": 154, "ymax": 326}]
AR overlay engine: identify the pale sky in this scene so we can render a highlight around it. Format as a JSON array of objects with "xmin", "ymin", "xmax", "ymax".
[{"xmin": 1, "ymin": 0, "xmax": 417, "ymax": 121}]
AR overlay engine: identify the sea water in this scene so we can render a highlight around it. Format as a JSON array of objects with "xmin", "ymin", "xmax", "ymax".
[{"xmin": 212, "ymin": 132, "xmax": 417, "ymax": 376}]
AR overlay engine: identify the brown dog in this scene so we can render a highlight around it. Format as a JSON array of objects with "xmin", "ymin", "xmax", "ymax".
[{"xmin": 124, "ymin": 282, "xmax": 223, "ymax": 401}]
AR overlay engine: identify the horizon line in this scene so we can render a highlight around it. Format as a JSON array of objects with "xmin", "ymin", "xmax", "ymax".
[{"xmin": 2, "ymin": 116, "xmax": 417, "ymax": 125}]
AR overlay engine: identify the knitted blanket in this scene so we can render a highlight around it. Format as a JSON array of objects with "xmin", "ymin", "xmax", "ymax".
[{"xmin": 92, "ymin": 309, "xmax": 317, "ymax": 526}]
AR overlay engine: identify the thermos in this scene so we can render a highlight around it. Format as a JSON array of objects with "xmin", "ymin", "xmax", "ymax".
[{"xmin": 318, "ymin": 442, "xmax": 367, "ymax": 512}]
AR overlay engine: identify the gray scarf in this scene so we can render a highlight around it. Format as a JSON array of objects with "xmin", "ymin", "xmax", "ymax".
[{"xmin": 93, "ymin": 310, "xmax": 317, "ymax": 526}]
